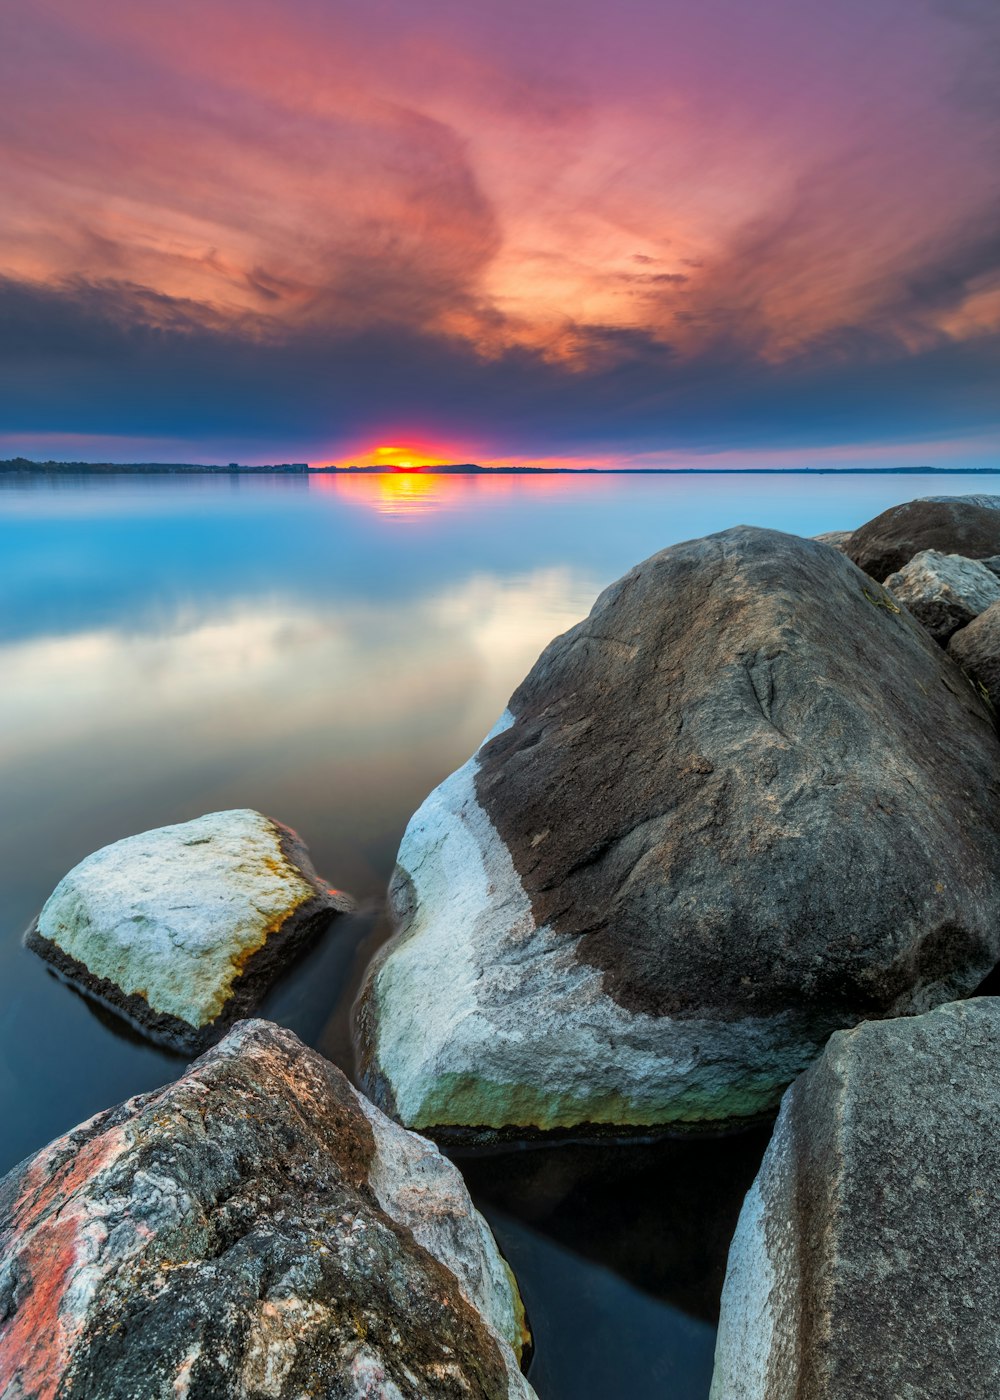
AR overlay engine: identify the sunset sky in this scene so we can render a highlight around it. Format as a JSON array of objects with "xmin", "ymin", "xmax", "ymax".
[{"xmin": 1, "ymin": 0, "xmax": 998, "ymax": 467}]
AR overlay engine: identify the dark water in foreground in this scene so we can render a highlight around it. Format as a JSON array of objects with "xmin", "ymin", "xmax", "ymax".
[{"xmin": 1, "ymin": 470, "xmax": 989, "ymax": 1395}]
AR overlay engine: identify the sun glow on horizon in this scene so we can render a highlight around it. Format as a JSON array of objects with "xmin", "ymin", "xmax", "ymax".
[{"xmin": 364, "ymin": 443, "xmax": 454, "ymax": 470}]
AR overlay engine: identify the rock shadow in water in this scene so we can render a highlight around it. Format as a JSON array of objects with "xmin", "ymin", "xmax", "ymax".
[{"xmin": 451, "ymin": 1124, "xmax": 773, "ymax": 1323}]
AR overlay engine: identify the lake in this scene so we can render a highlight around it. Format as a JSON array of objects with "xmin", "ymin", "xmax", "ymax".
[{"xmin": 0, "ymin": 468, "xmax": 990, "ymax": 1396}]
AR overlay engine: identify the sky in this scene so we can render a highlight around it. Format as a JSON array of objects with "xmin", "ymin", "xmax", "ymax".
[{"xmin": 1, "ymin": 0, "xmax": 998, "ymax": 468}]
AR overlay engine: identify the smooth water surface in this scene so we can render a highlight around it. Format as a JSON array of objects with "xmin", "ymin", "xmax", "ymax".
[{"xmin": 0, "ymin": 469, "xmax": 988, "ymax": 1395}]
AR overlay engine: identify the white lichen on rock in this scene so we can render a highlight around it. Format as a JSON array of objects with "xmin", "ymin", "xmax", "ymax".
[
  {"xmin": 29, "ymin": 809, "xmax": 350, "ymax": 1042},
  {"xmin": 710, "ymin": 1113, "xmax": 796, "ymax": 1400},
  {"xmin": 362, "ymin": 715, "xmax": 827, "ymax": 1135}
]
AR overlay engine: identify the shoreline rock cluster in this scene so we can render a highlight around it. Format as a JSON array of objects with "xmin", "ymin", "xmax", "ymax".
[
  {"xmin": 358, "ymin": 514, "xmax": 1000, "ymax": 1141},
  {"xmin": 6, "ymin": 492, "xmax": 1000, "ymax": 1394}
]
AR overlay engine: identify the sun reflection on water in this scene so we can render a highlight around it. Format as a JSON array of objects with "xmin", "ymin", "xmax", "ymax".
[{"xmin": 314, "ymin": 469, "xmax": 614, "ymax": 519}]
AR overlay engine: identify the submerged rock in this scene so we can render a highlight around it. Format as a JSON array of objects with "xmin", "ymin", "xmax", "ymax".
[
  {"xmin": 26, "ymin": 809, "xmax": 355, "ymax": 1052},
  {"xmin": 949, "ymin": 600, "xmax": 1000, "ymax": 702},
  {"xmin": 357, "ymin": 527, "xmax": 1000, "ymax": 1138},
  {"xmin": 846, "ymin": 497, "xmax": 1000, "ymax": 581},
  {"xmin": 883, "ymin": 549, "xmax": 1000, "ymax": 643},
  {"xmin": 0, "ymin": 1020, "xmax": 533, "ymax": 1400},
  {"xmin": 711, "ymin": 999, "xmax": 1000, "ymax": 1400}
]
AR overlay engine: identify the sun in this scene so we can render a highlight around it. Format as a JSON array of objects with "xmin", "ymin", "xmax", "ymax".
[{"xmin": 370, "ymin": 444, "xmax": 449, "ymax": 470}]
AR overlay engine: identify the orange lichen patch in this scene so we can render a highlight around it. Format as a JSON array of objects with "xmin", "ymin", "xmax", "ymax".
[
  {"xmin": 0, "ymin": 1125, "xmax": 132, "ymax": 1400},
  {"xmin": 199, "ymin": 888, "xmax": 313, "ymax": 1026}
]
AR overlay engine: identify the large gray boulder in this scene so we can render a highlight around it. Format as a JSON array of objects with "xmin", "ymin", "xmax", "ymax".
[
  {"xmin": 26, "ymin": 810, "xmax": 355, "ymax": 1052},
  {"xmin": 711, "ymin": 998, "xmax": 1000, "ymax": 1400},
  {"xmin": 357, "ymin": 527, "xmax": 1000, "ymax": 1138},
  {"xmin": 0, "ymin": 1020, "xmax": 533, "ymax": 1400},
  {"xmin": 884, "ymin": 549, "xmax": 1000, "ymax": 643},
  {"xmin": 846, "ymin": 497, "xmax": 1000, "ymax": 581}
]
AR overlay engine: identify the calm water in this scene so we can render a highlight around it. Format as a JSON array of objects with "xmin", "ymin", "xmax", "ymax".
[{"xmin": 0, "ymin": 469, "xmax": 990, "ymax": 1396}]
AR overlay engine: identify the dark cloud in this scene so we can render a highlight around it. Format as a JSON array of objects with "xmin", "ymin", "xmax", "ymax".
[
  {"xmin": 1, "ymin": 273, "xmax": 997, "ymax": 459},
  {"xmin": 895, "ymin": 218, "xmax": 1000, "ymax": 321}
]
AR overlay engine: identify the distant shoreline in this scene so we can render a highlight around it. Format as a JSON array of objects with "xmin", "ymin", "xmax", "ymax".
[
  {"xmin": 1, "ymin": 458, "xmax": 999, "ymax": 477},
  {"xmin": 0, "ymin": 459, "xmax": 318, "ymax": 475}
]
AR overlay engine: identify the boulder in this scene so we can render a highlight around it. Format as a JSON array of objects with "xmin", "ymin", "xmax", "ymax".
[
  {"xmin": 883, "ymin": 550, "xmax": 1000, "ymax": 643},
  {"xmin": 949, "ymin": 599, "xmax": 1000, "ymax": 702},
  {"xmin": 810, "ymin": 530, "xmax": 851, "ymax": 552},
  {"xmin": 711, "ymin": 998, "xmax": 1000, "ymax": 1400},
  {"xmin": 357, "ymin": 527, "xmax": 1000, "ymax": 1138},
  {"xmin": 919, "ymin": 493, "xmax": 1000, "ymax": 509},
  {"xmin": 0, "ymin": 1020, "xmax": 533, "ymax": 1400},
  {"xmin": 26, "ymin": 809, "xmax": 355, "ymax": 1052},
  {"xmin": 845, "ymin": 497, "xmax": 1000, "ymax": 581}
]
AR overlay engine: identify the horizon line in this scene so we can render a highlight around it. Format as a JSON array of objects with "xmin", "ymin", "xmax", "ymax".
[{"xmin": 2, "ymin": 458, "xmax": 1000, "ymax": 478}]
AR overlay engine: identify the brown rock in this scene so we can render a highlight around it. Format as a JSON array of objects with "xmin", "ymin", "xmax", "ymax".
[{"xmin": 846, "ymin": 498, "xmax": 1000, "ymax": 581}]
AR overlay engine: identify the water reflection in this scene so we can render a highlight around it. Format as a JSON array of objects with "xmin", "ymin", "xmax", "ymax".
[
  {"xmin": 320, "ymin": 469, "xmax": 479, "ymax": 518},
  {"xmin": 488, "ymin": 1211, "xmax": 718, "ymax": 1397},
  {"xmin": 456, "ymin": 1129, "xmax": 772, "ymax": 1323},
  {"xmin": 320, "ymin": 469, "xmax": 619, "ymax": 519},
  {"xmin": 0, "ymin": 569, "xmax": 598, "ymax": 900},
  {"xmin": 2, "ymin": 470, "xmax": 996, "ymax": 1398}
]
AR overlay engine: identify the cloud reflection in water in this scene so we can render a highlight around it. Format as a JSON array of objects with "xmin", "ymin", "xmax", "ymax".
[{"xmin": 0, "ymin": 566, "xmax": 599, "ymax": 904}]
